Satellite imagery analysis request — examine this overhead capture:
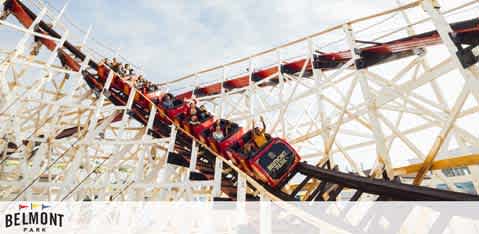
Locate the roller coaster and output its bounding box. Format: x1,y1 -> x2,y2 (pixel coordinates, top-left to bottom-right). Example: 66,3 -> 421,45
1,0 -> 479,208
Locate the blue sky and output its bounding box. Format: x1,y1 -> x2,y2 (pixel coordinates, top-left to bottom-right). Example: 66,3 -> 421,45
47,0 -> 398,83
3,0 -> 478,170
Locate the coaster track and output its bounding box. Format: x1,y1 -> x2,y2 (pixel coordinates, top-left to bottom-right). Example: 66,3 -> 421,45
1,0 -> 479,202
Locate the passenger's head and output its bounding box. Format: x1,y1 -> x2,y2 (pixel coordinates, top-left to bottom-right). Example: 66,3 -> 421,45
215,125 -> 221,132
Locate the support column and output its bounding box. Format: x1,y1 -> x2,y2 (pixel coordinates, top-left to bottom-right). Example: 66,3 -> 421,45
158,126 -> 177,201
134,106 -> 158,200
413,0 -> 478,185
237,174 -> 246,202
260,194 -> 272,234
343,24 -> 393,178
212,158 -> 223,198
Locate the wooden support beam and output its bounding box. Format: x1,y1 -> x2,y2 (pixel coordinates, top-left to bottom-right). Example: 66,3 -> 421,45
394,154 -> 479,176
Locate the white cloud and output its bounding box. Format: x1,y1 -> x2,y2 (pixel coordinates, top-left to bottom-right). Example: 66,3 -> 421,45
69,0 -> 393,83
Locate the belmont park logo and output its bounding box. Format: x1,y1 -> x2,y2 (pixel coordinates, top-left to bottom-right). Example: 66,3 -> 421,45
4,203 -> 64,233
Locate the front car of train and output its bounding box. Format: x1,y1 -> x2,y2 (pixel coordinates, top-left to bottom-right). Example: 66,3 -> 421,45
249,138 -> 300,187
226,130 -> 301,188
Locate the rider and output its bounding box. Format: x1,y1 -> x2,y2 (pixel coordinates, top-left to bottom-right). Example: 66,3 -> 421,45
212,123 -> 225,141
162,94 -> 174,109
252,116 -> 267,148
224,121 -> 234,137
147,80 -> 158,93
198,105 -> 209,121
135,78 -> 144,90
189,114 -> 200,125
243,141 -> 256,156
189,102 -> 200,124
120,64 -> 128,76
111,58 -> 121,73
124,64 -> 136,77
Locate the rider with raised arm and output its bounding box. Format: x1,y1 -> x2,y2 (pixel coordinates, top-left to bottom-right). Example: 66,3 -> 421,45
252,116 -> 267,148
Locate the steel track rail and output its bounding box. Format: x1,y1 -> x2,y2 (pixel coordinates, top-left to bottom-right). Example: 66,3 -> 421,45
296,162 -> 479,201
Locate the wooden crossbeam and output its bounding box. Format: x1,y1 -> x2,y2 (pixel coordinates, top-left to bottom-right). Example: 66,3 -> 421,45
394,154 -> 479,176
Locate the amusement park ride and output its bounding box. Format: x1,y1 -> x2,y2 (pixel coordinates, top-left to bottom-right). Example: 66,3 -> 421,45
1,0 -> 479,207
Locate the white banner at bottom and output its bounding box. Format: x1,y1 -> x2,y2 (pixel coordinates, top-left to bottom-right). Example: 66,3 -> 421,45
0,202 -> 478,234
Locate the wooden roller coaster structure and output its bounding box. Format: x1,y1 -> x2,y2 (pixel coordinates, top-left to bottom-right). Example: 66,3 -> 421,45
1,0 -> 479,207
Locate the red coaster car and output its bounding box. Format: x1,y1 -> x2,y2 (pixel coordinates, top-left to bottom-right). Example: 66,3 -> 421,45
148,93 -> 188,125
226,131 -> 300,188
182,106 -> 216,139
226,130 -> 270,176
201,119 -> 243,158
251,138 -> 300,187
95,68 -> 152,117
81,64 -> 130,106
145,89 -> 163,104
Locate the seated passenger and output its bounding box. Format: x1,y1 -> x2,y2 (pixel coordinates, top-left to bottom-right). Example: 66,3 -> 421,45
189,115 -> 201,125
111,58 -> 121,73
162,94 -> 174,109
189,104 -> 197,115
127,75 -> 138,87
119,64 -> 127,76
187,99 -> 197,115
189,105 -> 200,124
252,116 -> 268,148
135,79 -> 144,90
188,98 -> 197,112
147,81 -> 158,93
141,80 -> 151,93
243,141 -> 256,156
212,123 -> 225,141
124,64 -> 135,77
129,67 -> 136,77
224,121 -> 234,137
103,58 -> 111,67
198,105 -> 209,121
